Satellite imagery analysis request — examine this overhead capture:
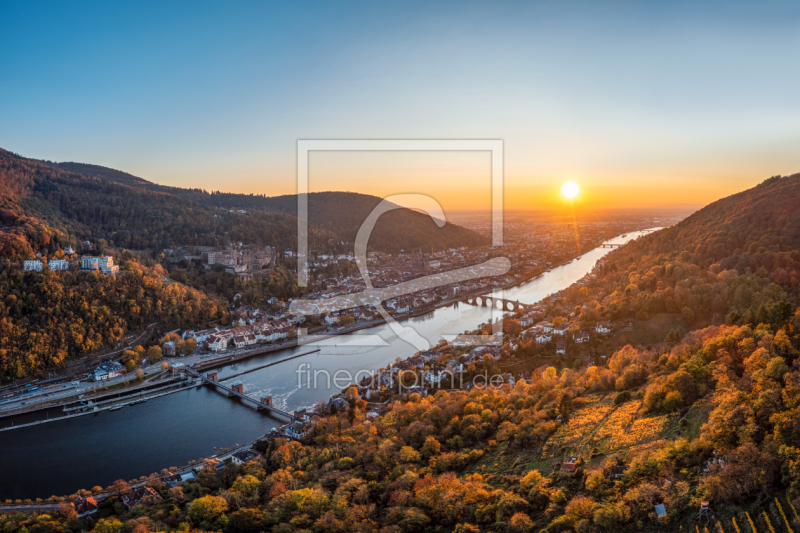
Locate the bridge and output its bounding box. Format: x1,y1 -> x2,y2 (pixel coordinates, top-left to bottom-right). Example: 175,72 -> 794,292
186,368 -> 295,422
461,296 -> 531,311
599,243 -> 623,248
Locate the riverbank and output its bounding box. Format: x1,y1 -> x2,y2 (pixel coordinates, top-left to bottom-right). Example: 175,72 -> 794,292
0,232 -> 623,420
0,229 -> 658,500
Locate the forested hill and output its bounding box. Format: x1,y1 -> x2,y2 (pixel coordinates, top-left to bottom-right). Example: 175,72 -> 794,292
52,159 -> 488,253
54,161 -> 156,188
575,173 -> 800,332
625,174 -> 800,266
0,149 -> 324,258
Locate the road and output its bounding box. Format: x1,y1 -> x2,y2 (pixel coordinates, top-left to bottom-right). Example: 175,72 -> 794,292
0,338 -> 302,416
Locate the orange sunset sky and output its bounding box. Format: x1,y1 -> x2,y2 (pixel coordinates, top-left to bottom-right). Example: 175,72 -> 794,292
3,3 -> 799,213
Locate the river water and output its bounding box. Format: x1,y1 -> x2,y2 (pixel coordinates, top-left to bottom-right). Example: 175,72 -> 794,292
0,230 -> 654,499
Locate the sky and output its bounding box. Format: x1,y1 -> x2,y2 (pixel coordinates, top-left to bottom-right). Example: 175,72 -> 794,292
2,1 -> 800,213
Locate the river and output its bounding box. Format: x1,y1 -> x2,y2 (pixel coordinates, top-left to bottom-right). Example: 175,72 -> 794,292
0,229 -> 654,499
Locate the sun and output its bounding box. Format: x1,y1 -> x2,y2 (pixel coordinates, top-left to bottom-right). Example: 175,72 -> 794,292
561,181 -> 579,199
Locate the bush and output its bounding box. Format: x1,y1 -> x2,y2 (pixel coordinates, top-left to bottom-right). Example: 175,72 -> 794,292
337,457 -> 355,469
614,391 -> 632,405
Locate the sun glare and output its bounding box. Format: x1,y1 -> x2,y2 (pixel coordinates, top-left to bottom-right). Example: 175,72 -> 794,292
561,181 -> 579,199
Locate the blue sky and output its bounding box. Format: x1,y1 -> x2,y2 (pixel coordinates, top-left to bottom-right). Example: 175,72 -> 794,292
2,1 -> 800,209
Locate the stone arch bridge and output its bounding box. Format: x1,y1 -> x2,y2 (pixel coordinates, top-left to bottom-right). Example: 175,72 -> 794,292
461,295 -> 531,311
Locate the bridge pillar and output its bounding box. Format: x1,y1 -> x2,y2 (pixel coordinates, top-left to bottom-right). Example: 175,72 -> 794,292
207,371 -> 219,382
260,396 -> 273,408
230,381 -> 244,396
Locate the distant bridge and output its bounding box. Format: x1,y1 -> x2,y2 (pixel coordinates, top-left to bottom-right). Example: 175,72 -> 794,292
187,368 -> 295,422
599,243 -> 623,248
461,296 -> 531,311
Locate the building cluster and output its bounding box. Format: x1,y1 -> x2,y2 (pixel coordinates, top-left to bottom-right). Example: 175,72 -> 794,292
201,246 -> 276,274
22,254 -> 119,276
185,317 -> 296,352
295,215 -> 683,327
81,255 -> 119,275
23,258 -> 69,272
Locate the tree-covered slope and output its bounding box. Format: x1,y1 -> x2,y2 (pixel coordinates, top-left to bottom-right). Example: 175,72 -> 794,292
1,149 -> 329,256
51,159 -> 488,253
576,174 -> 800,330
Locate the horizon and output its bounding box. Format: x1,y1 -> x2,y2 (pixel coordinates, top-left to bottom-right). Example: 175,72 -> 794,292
3,1 -> 800,211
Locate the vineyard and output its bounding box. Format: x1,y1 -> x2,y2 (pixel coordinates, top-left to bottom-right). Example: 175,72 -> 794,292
540,394 -> 676,462
708,497 -> 800,533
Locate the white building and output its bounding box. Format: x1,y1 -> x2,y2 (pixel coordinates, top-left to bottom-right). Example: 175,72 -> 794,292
48,259 -> 70,271
206,336 -> 224,351
452,334 -> 478,347
556,340 -> 567,355
24,260 -> 43,272
552,325 -> 569,336
573,331 -> 590,343
230,449 -> 262,465
595,321 -> 612,334
81,256 -> 119,275
92,361 -> 125,381
518,316 -> 535,328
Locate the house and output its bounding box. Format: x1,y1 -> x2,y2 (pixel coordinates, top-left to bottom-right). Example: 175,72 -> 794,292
555,340 -> 566,355
561,461 -> 578,473
595,321 -> 612,334
535,334 -> 551,344
92,361 -> 125,381
231,448 -> 262,465
163,471 -> 197,488
162,341 -> 176,356
573,331 -> 590,343
498,373 -> 515,387
518,316 -> 535,328
324,313 -> 340,325
608,465 -> 629,479
328,397 -> 349,411
206,335 -> 229,352
81,256 -> 119,275
452,334 -> 477,347
73,496 -> 98,518
552,325 -> 569,336
23,260 -> 43,272
534,321 -> 554,333
185,328 -> 218,343
284,420 -> 311,439
121,486 -> 162,509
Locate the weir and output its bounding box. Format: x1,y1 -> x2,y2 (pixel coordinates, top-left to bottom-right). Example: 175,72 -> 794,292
186,368 -> 295,422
